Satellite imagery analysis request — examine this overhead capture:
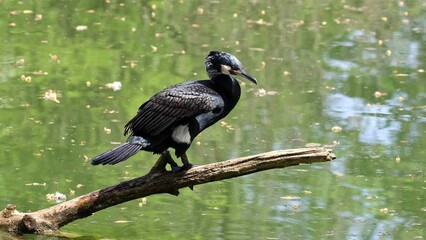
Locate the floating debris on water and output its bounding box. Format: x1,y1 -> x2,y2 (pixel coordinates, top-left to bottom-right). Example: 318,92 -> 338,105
105,81 -> 122,91
395,156 -> 401,163
76,25 -> 88,31
305,143 -> 322,148
331,126 -> 342,133
374,91 -> 387,98
251,88 -> 278,97
20,74 -> 31,82
43,89 -> 61,103
280,196 -> 301,200
138,197 -> 147,207
104,127 -> 112,134
26,182 -> 46,186
115,220 -> 132,224
46,192 -> 67,203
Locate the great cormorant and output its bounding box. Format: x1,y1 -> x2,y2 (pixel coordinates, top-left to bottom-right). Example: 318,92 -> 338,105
91,51 -> 257,171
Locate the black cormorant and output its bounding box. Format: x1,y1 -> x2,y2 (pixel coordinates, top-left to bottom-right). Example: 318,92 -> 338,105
91,51 -> 257,171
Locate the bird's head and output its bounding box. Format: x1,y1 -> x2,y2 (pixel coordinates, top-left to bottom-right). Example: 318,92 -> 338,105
205,51 -> 257,84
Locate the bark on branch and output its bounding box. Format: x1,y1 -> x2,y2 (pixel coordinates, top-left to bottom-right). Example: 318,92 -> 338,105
0,147 -> 335,236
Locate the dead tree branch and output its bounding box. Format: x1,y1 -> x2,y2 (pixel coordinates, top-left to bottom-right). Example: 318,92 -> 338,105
0,148 -> 335,235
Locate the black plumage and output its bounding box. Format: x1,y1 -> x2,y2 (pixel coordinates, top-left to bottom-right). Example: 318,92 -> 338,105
91,51 -> 257,171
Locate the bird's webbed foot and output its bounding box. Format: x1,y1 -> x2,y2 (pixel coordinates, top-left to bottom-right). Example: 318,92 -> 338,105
161,151 -> 181,172
180,153 -> 197,171
162,152 -> 196,172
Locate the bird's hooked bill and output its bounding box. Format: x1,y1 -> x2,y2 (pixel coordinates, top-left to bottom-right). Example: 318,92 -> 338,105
239,69 -> 257,85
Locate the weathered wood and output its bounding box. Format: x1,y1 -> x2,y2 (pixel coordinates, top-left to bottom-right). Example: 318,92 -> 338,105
0,147 -> 335,235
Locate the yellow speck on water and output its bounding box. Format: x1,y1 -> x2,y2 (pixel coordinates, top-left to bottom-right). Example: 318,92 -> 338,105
138,197 -> 147,207
21,75 -> 32,82
43,90 -> 61,103
16,58 -> 25,66
395,156 -> 401,163
280,196 -> 301,200
115,220 -> 132,224
305,143 -> 322,148
331,126 -> 342,133
385,50 -> 392,56
380,208 -> 389,214
50,54 -> 58,62
374,91 -> 387,98
46,193 -> 55,202
75,25 -> 88,31
35,14 -> 43,21
256,61 -> 266,71
26,182 -> 46,186
104,127 -> 112,134
129,62 -> 136,68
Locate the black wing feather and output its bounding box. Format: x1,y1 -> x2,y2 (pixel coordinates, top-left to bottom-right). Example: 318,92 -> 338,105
124,82 -> 224,136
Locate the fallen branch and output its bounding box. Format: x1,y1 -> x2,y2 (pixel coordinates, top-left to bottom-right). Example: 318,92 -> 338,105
0,147 -> 335,235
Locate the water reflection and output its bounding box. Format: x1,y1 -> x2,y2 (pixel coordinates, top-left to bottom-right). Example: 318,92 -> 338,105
325,93 -> 401,145
0,0 -> 425,239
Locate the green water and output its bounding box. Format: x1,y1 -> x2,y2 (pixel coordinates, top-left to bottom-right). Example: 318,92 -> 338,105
0,0 -> 425,239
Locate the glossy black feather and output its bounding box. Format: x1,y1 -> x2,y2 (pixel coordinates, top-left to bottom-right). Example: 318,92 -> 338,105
91,136 -> 149,165
124,81 -> 224,137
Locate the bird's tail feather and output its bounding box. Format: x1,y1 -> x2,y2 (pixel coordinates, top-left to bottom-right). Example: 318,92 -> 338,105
91,136 -> 149,165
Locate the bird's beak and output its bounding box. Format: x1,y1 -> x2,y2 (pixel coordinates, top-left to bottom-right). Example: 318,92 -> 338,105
238,69 -> 257,85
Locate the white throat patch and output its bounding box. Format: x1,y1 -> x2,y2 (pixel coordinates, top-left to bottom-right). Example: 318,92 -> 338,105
172,124 -> 191,144
220,64 -> 232,74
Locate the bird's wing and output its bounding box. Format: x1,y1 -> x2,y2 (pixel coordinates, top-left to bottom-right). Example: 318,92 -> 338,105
124,83 -> 224,136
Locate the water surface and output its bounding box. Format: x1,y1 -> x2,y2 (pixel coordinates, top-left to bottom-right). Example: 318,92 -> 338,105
0,0 -> 425,239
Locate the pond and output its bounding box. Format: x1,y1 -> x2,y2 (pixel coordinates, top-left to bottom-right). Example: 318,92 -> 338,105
0,0 -> 425,239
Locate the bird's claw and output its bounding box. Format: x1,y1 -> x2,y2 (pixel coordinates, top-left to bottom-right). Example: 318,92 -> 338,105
180,163 -> 194,171
170,164 -> 197,173
171,165 -> 182,173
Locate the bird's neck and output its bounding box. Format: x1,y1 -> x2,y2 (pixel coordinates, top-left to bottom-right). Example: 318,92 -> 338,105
211,74 -> 241,112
